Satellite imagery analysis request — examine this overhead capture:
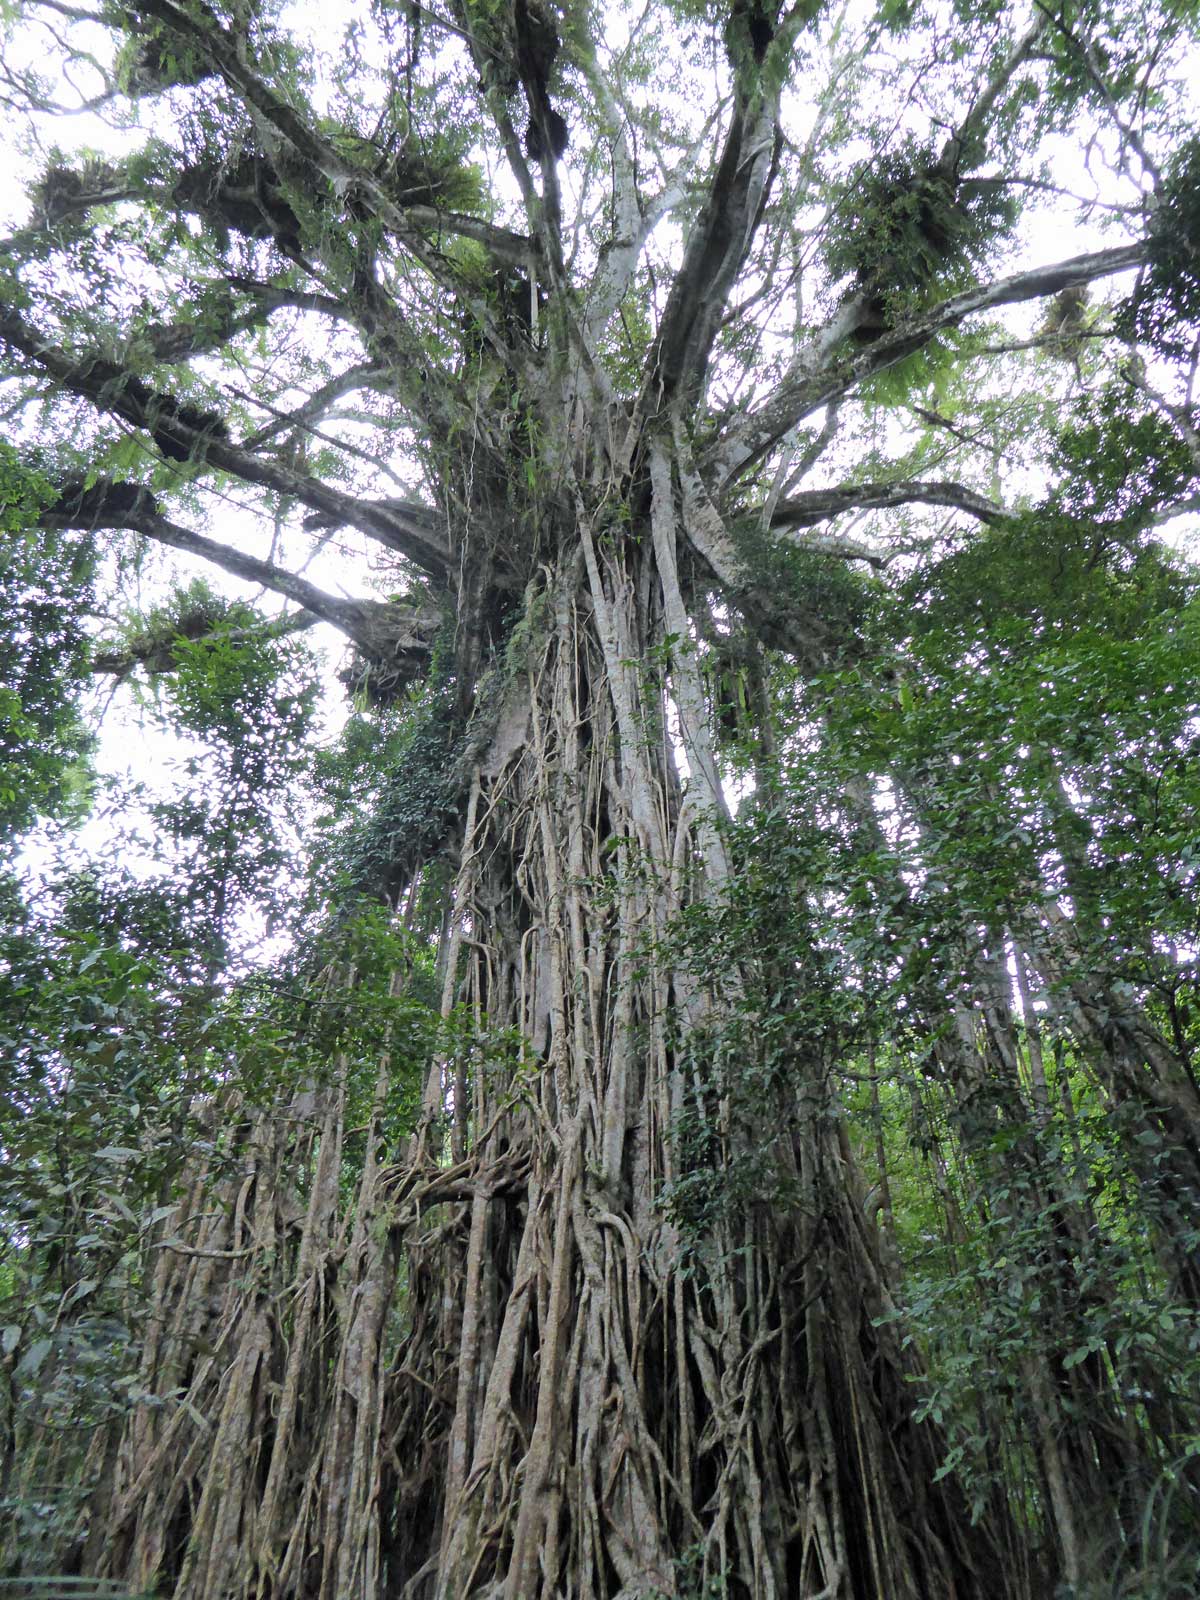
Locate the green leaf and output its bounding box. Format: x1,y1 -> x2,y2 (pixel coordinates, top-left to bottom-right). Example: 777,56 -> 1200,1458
17,1336 -> 52,1376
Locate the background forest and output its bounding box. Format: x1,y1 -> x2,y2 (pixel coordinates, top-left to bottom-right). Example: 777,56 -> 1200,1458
1,0 -> 1199,1596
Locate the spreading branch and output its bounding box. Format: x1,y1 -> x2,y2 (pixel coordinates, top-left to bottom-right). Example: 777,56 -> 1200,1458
0,301 -> 452,578
714,241 -> 1148,483
39,482 -> 442,676
769,479 -> 1006,529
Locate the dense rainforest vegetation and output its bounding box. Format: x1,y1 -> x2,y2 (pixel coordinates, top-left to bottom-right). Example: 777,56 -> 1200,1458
1,0 -> 1199,1593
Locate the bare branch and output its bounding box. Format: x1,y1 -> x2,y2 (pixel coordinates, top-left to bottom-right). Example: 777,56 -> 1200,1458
714,241 -> 1147,483
40,486 -> 443,676
0,300 -> 452,578
1034,2 -> 1163,189
939,17 -> 1048,175
769,479 -> 1005,530
237,363 -> 384,451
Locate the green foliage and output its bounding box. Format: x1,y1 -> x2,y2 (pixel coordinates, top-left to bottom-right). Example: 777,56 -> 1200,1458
1037,0 -> 1200,132
657,784 -> 862,1247
1122,135 -> 1200,356
0,864 -> 443,1570
310,681 -> 465,903
730,514 -> 881,656
327,126 -> 488,214
0,448 -> 96,844
826,538 -> 1200,1000
857,329 -> 964,406
0,864 -> 224,1556
1050,394 -> 1195,526
205,904 -> 444,1171
641,1538 -> 728,1599
115,20 -> 216,95
8,579 -> 324,981
657,498 -> 1200,1575
824,139 -> 1017,306
152,585 -> 316,741
902,518 -> 1194,648
891,1087 -> 1200,1578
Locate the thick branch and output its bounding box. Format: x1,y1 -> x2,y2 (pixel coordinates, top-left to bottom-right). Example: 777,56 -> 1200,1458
135,304 -> 272,365
769,479 -> 1005,530
775,532 -> 893,567
0,301 -> 452,578
576,36 -> 710,345
401,206 -> 533,266
940,18 -> 1048,176
714,241 -> 1147,483
91,611 -> 319,679
638,5 -> 830,415
673,419 -> 833,670
41,490 -> 442,693
643,99 -> 780,411
238,362 -> 385,450
128,0 -> 507,296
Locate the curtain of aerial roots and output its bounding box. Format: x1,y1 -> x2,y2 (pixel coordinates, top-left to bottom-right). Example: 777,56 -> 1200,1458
92,462 -> 1027,1600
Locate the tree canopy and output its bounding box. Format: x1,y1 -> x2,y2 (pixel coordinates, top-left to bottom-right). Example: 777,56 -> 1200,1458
1,0 -> 1200,1596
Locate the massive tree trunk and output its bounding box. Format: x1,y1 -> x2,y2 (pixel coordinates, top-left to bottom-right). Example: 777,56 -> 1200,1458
87,413 -> 1030,1598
